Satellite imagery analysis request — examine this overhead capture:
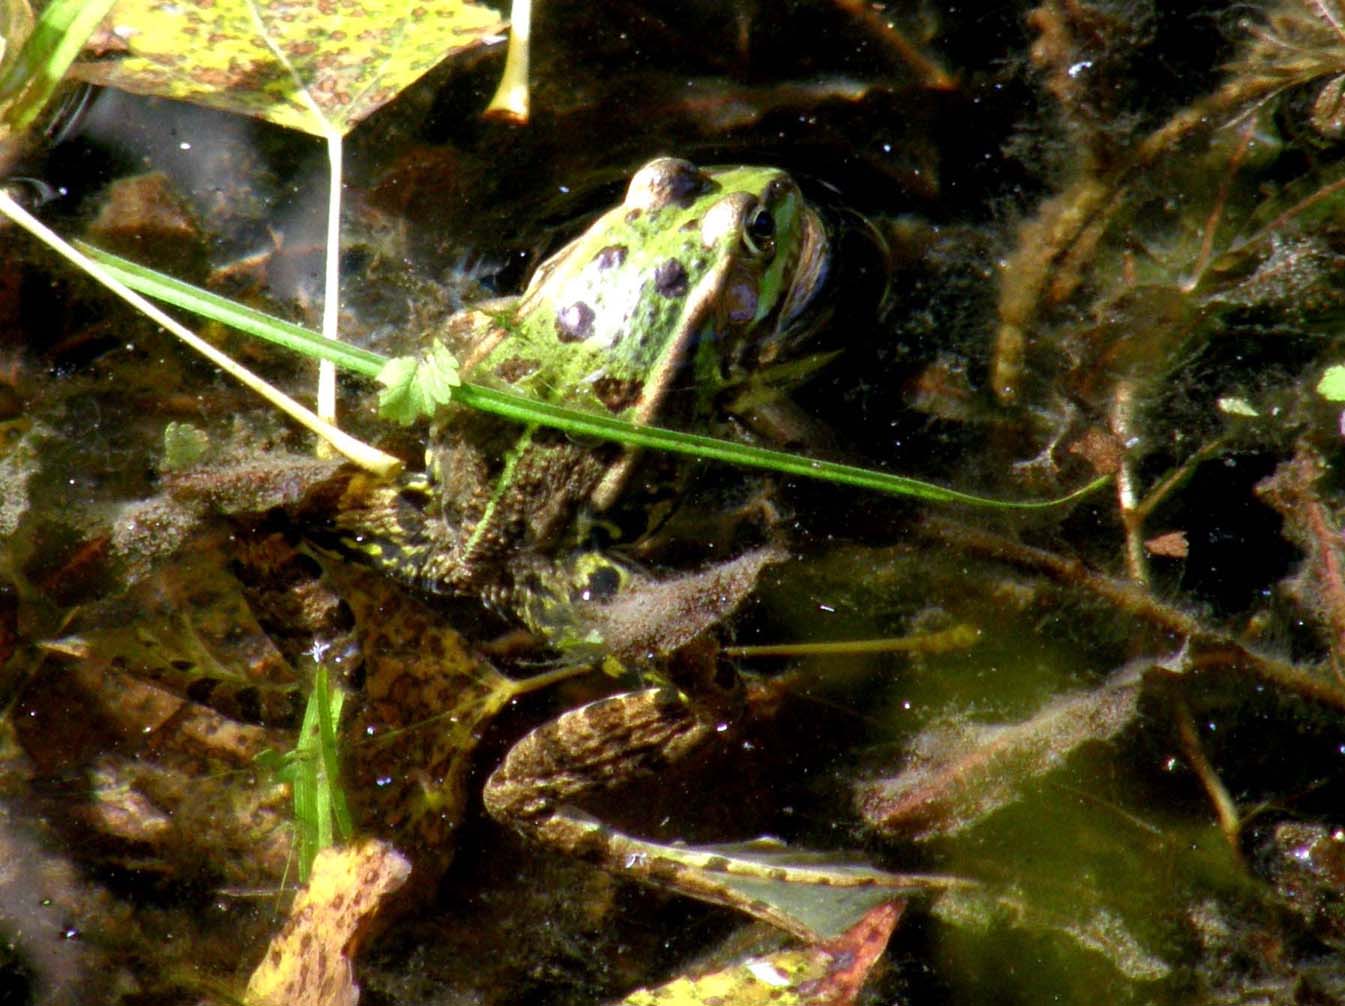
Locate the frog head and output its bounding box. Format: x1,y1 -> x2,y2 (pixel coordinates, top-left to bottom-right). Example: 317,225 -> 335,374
483,157 -> 830,428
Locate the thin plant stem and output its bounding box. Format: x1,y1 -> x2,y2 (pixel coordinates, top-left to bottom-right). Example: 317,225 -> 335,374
0,190 -> 401,477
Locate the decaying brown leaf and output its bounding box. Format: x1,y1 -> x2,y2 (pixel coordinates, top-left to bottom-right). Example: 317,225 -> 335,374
245,839 -> 410,1006
856,659 -> 1149,839
617,901 -> 902,1006
72,0 -> 505,136
85,172 -> 203,273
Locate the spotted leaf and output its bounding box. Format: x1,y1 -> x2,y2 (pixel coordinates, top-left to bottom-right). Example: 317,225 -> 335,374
71,0 -> 505,136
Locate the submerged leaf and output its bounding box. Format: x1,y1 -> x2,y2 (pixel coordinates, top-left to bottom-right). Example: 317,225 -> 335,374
32,555 -> 298,888
245,840 -> 411,1006
857,658 -> 1150,840
44,549 -> 304,724
617,902 -> 901,1006
328,562 -> 523,862
933,885 -> 1170,982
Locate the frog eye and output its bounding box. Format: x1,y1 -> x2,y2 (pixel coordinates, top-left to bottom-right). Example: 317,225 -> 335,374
743,207 -> 776,256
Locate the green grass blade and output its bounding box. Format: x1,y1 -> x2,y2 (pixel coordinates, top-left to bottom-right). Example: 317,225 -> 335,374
282,665 -> 351,881
455,383 -> 1112,509
313,666 -> 352,842
0,0 -> 115,132
73,242 -> 387,375
291,684 -> 322,881
75,243 -> 1110,511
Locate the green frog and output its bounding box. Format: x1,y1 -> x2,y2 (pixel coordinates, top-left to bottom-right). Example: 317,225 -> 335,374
319,156 -> 831,652
318,158 -> 918,938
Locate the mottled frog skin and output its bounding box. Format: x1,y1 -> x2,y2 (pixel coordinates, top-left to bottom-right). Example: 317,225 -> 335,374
324,157 -> 830,640
311,160 -> 882,939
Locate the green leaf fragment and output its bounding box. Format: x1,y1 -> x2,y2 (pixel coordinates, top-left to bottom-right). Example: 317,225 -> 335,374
1317,364 -> 1345,402
160,420 -> 209,470
0,0 -> 114,133
377,340 -> 460,425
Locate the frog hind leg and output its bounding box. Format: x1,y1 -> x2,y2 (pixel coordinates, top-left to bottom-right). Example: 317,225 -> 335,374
482,687 -> 714,829
482,688 -> 831,941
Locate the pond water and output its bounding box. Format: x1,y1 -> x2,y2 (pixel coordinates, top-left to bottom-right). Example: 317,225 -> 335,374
4,2 -> 1345,1004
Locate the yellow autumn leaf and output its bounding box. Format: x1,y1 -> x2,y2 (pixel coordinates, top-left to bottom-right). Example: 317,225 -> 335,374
71,0 -> 506,136
245,840 -> 411,1006
617,902 -> 902,1006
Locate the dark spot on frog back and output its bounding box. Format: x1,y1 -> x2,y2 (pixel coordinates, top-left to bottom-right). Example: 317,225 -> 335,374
495,356 -> 541,383
556,301 -> 595,342
592,375 -> 642,413
663,162 -> 708,204
592,244 -> 627,270
653,259 -> 688,298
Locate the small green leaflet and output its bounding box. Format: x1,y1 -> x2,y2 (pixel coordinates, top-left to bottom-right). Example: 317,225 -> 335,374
377,340 -> 461,425
160,420 -> 209,470
1317,364 -> 1345,402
